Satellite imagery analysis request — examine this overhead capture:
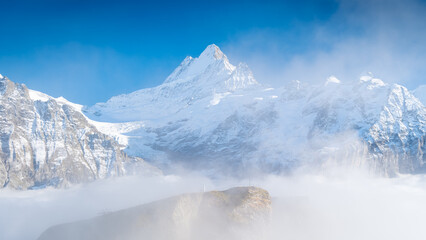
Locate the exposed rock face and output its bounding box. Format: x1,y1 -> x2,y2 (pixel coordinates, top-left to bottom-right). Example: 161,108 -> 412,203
0,76 -> 159,189
38,187 -> 271,240
305,77 -> 426,174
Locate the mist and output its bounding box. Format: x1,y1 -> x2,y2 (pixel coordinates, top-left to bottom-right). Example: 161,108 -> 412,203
264,172 -> 426,240
0,175 -> 216,240
1,0 -> 425,239
224,0 -> 426,90
2,167 -> 426,240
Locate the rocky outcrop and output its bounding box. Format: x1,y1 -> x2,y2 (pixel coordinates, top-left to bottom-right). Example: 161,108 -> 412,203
0,76 -> 159,190
38,187 -> 271,240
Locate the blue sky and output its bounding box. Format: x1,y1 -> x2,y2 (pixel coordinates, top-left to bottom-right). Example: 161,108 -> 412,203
1,0 -> 425,105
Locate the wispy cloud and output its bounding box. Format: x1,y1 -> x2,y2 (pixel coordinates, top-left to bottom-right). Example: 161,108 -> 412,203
223,0 -> 426,89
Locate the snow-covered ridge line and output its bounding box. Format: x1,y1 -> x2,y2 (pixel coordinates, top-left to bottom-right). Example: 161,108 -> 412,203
27,89 -> 136,146
0,76 -> 160,189
83,44 -> 260,122
1,44 -> 425,180
81,44 -> 425,177
28,89 -> 84,111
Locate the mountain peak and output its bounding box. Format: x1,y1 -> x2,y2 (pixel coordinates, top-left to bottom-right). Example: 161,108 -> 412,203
199,44 -> 226,60
0,74 -> 4,79
163,44 -> 235,84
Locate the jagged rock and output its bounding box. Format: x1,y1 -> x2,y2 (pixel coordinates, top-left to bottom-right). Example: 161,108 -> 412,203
0,76 -> 160,190
38,186 -> 271,240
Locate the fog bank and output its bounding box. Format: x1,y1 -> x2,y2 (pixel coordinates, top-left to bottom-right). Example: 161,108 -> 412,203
2,170 -> 426,239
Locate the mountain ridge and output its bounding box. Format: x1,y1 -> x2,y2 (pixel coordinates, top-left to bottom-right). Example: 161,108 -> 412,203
0,44 -> 425,188
83,45 -> 425,177
0,76 -> 160,189
83,44 -> 259,122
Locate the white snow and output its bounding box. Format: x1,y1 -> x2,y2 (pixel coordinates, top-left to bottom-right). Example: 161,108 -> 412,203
28,90 -> 84,111
28,89 -> 51,102
84,44 -> 260,123
78,46 -> 425,175
325,75 -> 341,85
359,75 -> 386,89
55,96 -> 84,111
27,90 -> 130,144
19,44 -> 419,176
210,92 -> 231,106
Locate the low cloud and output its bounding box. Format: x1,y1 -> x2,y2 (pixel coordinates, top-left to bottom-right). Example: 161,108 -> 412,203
2,168 -> 426,240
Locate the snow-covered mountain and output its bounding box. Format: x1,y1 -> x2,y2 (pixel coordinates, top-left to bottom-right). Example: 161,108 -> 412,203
0,44 -> 423,188
86,44 -> 259,122
84,45 -> 426,177
0,75 -> 159,189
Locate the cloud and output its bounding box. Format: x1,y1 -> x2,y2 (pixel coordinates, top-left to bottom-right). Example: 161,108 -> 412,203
223,0 -> 426,89
0,175 -> 218,240
2,169 -> 426,240
263,172 -> 426,240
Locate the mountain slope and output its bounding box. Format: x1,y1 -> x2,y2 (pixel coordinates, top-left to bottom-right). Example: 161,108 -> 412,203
84,45 -> 425,177
0,75 -> 159,189
85,44 -> 259,122
299,76 -> 425,174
